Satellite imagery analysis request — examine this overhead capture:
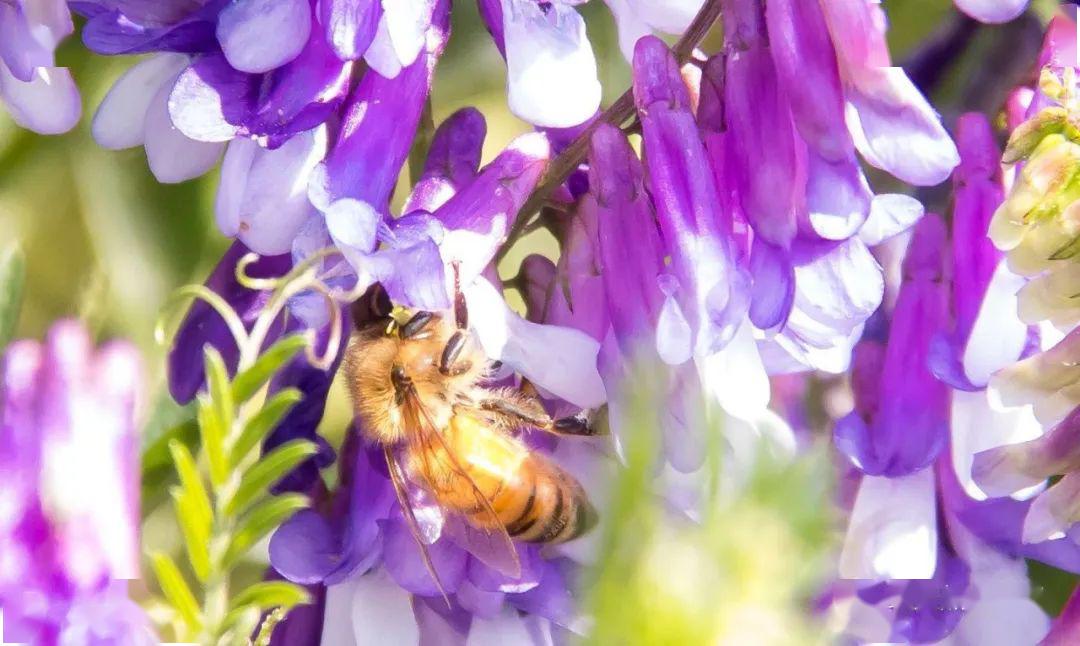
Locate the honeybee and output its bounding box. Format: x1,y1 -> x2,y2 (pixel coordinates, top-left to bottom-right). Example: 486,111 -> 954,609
344,282 -> 597,592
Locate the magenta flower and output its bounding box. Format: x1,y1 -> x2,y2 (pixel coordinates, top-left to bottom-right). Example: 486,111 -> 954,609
0,321 -> 153,644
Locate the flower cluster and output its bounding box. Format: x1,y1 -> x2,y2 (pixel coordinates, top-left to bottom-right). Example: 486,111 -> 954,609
6,0 -> 1080,644
969,11 -> 1080,570
0,321 -> 153,644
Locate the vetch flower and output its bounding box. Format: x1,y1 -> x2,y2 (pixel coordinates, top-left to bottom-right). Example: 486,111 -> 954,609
476,0 -> 601,128
930,113 -> 1028,394
698,0 -> 935,375
953,0 -> 1029,24
0,0 -> 81,134
835,214 -> 950,478
632,36 -> 750,363
0,321 -> 154,644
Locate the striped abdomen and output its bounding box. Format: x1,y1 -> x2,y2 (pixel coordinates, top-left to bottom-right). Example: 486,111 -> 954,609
410,413 -> 595,544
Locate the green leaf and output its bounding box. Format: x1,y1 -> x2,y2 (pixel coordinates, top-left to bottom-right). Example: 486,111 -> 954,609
0,242 -> 25,350
224,493 -> 309,567
219,606 -> 263,644
168,439 -> 213,534
171,487 -> 211,581
230,581 -> 312,613
232,335 -> 308,403
143,419 -> 198,476
149,552 -> 202,632
142,419 -> 199,514
224,440 -> 318,517
201,347 -> 233,488
230,388 -> 303,470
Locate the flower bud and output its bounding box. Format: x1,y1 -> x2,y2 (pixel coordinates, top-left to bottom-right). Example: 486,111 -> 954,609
1002,106 -> 1069,164
990,134 -> 1080,252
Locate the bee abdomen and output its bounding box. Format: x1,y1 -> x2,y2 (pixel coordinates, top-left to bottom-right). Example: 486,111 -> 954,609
495,461 -> 595,545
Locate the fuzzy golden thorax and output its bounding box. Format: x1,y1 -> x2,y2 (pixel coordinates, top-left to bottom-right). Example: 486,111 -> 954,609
344,312 -> 488,445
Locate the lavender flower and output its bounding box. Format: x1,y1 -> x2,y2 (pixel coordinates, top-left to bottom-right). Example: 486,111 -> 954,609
832,215 -> 1052,642
0,0 -> 80,134
834,108 -> 1080,645
0,321 -> 153,644
271,432 -> 606,644
954,0 -> 1029,24
703,0 -> 948,375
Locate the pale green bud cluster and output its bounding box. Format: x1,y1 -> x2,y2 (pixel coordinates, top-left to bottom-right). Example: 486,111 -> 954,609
992,68 -> 1080,327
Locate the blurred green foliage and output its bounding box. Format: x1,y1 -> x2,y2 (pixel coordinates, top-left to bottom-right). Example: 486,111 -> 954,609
585,361 -> 834,645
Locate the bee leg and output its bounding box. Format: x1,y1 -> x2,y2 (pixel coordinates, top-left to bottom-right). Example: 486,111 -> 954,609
480,394 -> 601,437
439,330 -> 473,376
517,379 -> 600,436
478,395 -> 551,429
551,411 -> 599,436
400,310 -> 435,339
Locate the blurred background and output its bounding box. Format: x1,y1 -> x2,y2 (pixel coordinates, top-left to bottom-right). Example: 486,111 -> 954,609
1,0 -> 1074,626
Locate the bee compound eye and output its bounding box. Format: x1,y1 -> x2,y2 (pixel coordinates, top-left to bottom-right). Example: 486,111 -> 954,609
370,283 -> 393,317
351,283 -> 393,329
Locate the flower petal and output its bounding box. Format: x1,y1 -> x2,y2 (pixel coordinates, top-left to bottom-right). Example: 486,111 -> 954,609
168,54 -> 255,143
216,126 -> 326,254
383,514 -> 467,596
320,0 -> 382,61
857,193 -> 924,247
804,153 -> 871,241
954,0 -> 1028,24
217,0 -> 311,73
695,319 -> 770,420
503,0 -> 601,127
1022,474 -> 1080,544
845,67 -> 960,186
465,276 -> 606,408
951,389 -> 1044,501
145,73 -> 224,183
270,510 -> 341,584
0,64 -> 80,135
92,53 -> 188,150
839,468 -> 938,580
962,260 -> 1028,386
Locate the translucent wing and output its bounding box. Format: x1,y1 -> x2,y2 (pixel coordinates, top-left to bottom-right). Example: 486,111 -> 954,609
399,388 -> 523,579
383,445 -> 451,604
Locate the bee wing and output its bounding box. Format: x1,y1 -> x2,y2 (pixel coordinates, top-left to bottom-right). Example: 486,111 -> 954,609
400,389 -> 523,580
383,445 -> 452,605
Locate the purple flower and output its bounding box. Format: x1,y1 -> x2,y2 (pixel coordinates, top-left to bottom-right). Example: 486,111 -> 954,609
954,0 -> 1029,24
82,0 -> 446,262
270,431 -> 605,644
687,0 -> 937,376
818,0 -> 960,187
0,0 -> 80,134
632,36 -> 749,362
477,0 -> 601,128
835,215 -> 950,477
0,321 -> 154,644
929,114 -> 1027,393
